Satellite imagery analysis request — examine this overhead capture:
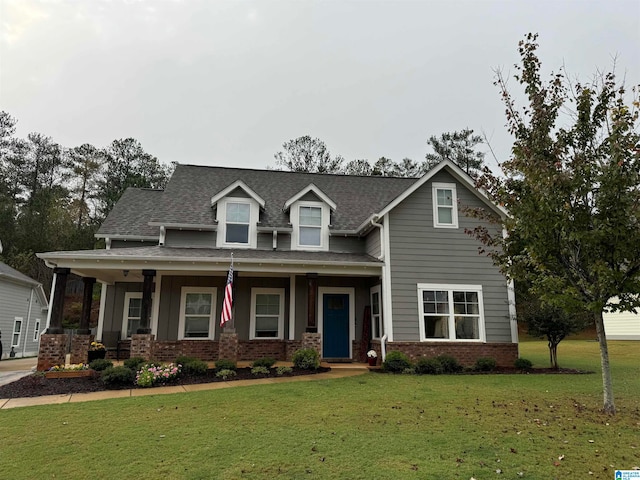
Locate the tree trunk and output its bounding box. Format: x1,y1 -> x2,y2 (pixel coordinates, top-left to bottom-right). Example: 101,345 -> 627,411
594,310 -> 615,415
549,342 -> 558,369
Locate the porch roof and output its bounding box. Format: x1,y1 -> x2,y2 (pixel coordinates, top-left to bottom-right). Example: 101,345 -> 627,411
37,246 -> 383,283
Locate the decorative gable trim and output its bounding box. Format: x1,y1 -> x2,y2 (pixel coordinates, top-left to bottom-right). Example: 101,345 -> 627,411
374,159 -> 507,223
210,180 -> 266,208
283,184 -> 337,211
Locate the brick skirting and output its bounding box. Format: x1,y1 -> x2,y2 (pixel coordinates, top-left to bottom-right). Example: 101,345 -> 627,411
37,334 -> 68,371
376,341 -> 519,367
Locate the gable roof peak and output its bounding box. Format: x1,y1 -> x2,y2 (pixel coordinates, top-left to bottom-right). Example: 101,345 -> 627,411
210,179 -> 266,208
283,183 -> 337,211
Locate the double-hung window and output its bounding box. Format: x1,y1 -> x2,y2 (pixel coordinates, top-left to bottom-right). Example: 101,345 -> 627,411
225,202 -> 251,244
299,206 -> 322,247
250,288 -> 284,339
123,292 -> 143,339
432,183 -> 458,228
370,285 -> 383,339
12,318 -> 22,347
417,284 -> 484,341
178,287 -> 217,339
33,320 -> 40,341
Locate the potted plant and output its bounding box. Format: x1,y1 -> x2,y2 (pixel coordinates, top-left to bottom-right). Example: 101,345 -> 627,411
366,350 -> 378,366
88,341 -> 107,362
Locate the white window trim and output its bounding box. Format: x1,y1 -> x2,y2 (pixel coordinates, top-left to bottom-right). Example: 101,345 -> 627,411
249,288 -> 285,340
122,292 -> 143,339
318,287 -> 355,358
33,319 -> 40,341
290,201 -> 330,251
432,182 -> 459,228
216,196 -> 259,249
370,285 -> 382,340
12,318 -> 23,347
416,283 -> 486,342
178,287 -> 217,340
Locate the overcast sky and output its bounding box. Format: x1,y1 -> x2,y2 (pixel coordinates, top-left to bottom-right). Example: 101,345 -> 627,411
1,0 -> 638,171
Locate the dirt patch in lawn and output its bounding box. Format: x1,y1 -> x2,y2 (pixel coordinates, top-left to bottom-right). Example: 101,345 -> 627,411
0,367 -> 331,399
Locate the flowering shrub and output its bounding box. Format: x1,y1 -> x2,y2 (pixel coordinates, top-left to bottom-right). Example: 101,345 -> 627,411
89,341 -> 106,351
135,363 -> 181,388
49,363 -> 88,371
367,350 -> 377,358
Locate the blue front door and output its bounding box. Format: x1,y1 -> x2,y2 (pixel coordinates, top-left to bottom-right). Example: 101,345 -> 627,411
323,293 -> 350,358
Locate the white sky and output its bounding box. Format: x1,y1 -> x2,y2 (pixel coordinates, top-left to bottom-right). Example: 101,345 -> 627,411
1,0 -> 638,171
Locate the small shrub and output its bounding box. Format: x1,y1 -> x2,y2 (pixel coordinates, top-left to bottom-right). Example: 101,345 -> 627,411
276,366 -> 293,376
175,355 -> 198,365
252,357 -> 276,368
515,358 -> 533,370
215,359 -> 237,372
475,357 -> 497,372
292,348 -> 320,370
216,369 -> 236,380
124,356 -> 146,371
101,366 -> 135,387
415,357 -> 444,375
435,355 -> 463,373
179,358 -> 208,376
403,367 -> 416,375
251,366 -> 270,376
382,351 -> 412,373
88,358 -> 113,372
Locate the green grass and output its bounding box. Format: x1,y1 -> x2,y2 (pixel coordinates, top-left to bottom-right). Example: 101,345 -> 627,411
1,340 -> 639,479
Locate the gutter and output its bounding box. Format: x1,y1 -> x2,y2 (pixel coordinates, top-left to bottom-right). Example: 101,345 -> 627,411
381,334 -> 388,362
369,215 -> 384,261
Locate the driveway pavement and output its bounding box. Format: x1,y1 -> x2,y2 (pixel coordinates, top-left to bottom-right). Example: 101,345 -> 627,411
0,357 -> 37,387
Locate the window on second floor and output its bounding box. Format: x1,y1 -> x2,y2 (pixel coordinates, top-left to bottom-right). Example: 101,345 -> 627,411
291,201 -> 330,251
432,183 -> 458,228
225,202 -> 251,244
215,197 -> 259,248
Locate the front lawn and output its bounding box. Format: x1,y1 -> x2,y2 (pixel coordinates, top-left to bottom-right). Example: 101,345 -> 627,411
1,340 -> 638,479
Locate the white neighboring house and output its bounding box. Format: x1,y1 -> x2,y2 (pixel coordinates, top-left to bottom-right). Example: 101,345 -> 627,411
0,261 -> 49,358
603,297 -> 640,340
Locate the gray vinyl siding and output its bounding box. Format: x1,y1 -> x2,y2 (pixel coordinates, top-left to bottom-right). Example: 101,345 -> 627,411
0,280 -> 43,358
164,229 -> 216,248
101,282 -> 144,338
257,232 -> 274,250
365,229 -> 381,258
329,235 -> 366,254
388,170 -> 512,343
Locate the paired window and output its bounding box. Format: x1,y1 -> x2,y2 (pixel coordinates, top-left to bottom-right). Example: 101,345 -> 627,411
417,284 -> 484,341
178,287 -> 217,340
370,285 -> 383,339
432,183 -> 458,228
12,318 -> 22,347
250,288 -> 284,339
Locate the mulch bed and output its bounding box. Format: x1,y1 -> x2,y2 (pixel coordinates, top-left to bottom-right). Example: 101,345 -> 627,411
0,367 -> 330,399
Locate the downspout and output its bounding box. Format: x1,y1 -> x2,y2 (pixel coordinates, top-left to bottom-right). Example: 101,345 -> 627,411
22,289 -> 34,357
380,334 -> 388,362
371,215 -> 389,361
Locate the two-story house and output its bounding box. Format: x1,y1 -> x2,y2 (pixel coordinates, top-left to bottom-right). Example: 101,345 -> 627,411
36,159 -> 518,370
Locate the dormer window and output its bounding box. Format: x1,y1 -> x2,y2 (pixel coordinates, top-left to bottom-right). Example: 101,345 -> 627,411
225,202 -> 251,244
211,180 -> 265,249
284,183 -> 336,252
299,205 -> 322,247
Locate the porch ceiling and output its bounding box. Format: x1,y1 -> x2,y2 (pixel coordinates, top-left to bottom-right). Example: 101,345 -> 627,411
37,246 -> 383,283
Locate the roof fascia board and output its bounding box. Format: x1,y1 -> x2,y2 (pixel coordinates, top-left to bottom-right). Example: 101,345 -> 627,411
0,272 -> 40,288
210,180 -> 266,208
95,234 -> 159,241
148,223 -> 217,230
375,159 -> 507,220
283,183 -> 337,211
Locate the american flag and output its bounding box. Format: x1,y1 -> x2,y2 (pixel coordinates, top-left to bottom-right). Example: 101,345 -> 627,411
220,257 -> 234,327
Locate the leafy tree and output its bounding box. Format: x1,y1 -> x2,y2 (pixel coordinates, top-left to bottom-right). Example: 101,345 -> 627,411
342,159 -> 373,176
520,300 -> 589,369
425,129 -> 486,178
274,135 -> 343,173
468,34 -> 640,414
97,138 -> 172,218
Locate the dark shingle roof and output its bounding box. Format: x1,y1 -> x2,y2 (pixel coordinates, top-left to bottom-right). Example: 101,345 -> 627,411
97,188 -> 164,237
40,246 -> 382,265
0,261 -> 40,286
150,165 -> 416,230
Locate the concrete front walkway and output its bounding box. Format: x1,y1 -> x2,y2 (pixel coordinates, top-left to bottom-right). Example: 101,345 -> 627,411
0,363 -> 369,410
0,357 -> 37,387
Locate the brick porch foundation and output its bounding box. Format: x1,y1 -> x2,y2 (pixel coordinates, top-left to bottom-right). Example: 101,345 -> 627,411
37,334 -> 67,371
375,341 -> 519,367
